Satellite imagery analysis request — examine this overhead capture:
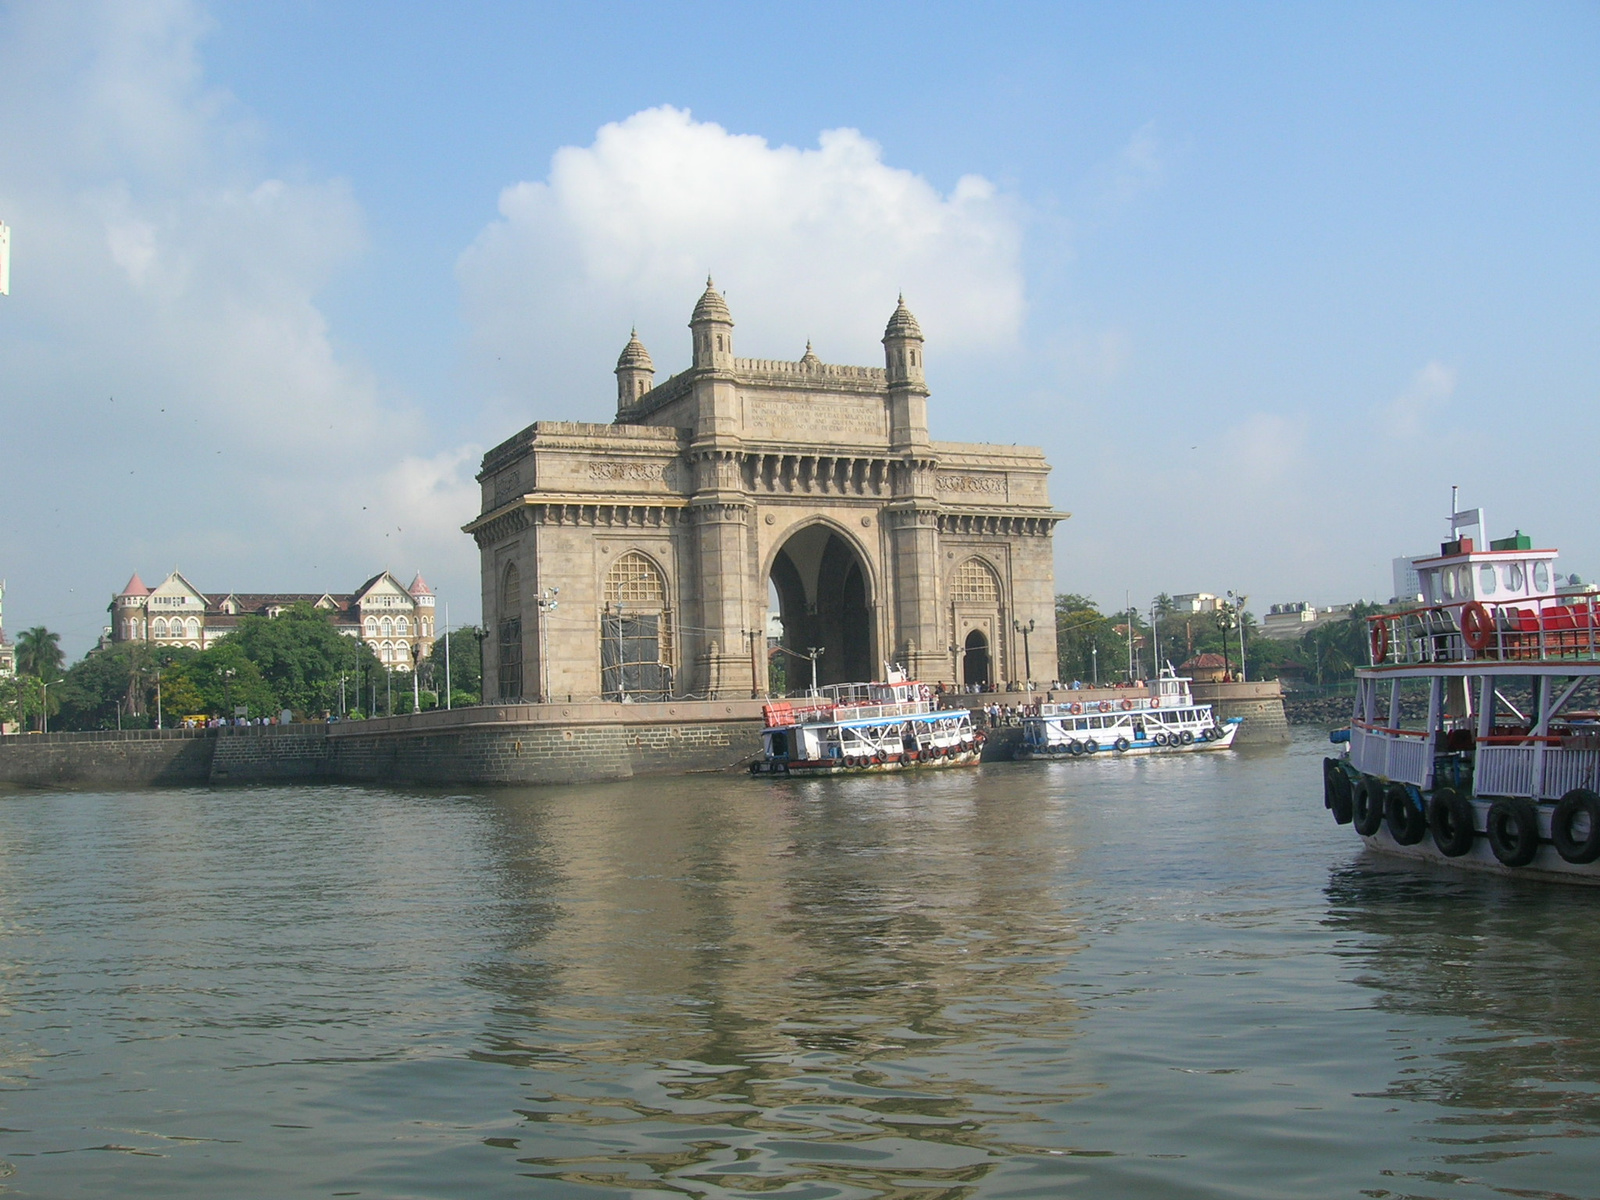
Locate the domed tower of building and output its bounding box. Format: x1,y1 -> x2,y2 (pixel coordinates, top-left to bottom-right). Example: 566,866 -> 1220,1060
689,277 -> 734,371
883,294 -> 929,449
614,329 -> 655,416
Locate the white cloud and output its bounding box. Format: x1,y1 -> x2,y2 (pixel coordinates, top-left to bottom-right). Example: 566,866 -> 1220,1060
1380,360 -> 1457,441
457,106 -> 1025,420
0,0 -> 479,651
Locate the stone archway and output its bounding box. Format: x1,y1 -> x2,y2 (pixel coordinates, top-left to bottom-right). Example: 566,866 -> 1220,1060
769,525 -> 873,690
963,629 -> 991,689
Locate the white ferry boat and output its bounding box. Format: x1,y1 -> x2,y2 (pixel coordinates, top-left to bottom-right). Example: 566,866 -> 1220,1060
750,672 -> 983,777
1017,668 -> 1241,759
1325,507 -> 1600,883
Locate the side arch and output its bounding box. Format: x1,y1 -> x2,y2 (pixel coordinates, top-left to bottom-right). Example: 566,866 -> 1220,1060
600,549 -> 674,699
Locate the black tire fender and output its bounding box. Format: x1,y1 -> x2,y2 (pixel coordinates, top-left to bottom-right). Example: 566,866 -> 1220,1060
1325,760 -> 1354,825
1486,798 -> 1541,867
1551,788 -> 1600,864
1428,787 -> 1476,857
1179,730 -> 1195,746
1114,737 -> 1131,752
1352,774 -> 1385,836
1385,782 -> 1428,845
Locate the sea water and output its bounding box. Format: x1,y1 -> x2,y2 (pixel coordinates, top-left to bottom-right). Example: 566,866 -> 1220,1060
0,728 -> 1596,1198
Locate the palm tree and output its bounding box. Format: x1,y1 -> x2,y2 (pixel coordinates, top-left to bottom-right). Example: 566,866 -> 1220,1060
15,626 -> 63,680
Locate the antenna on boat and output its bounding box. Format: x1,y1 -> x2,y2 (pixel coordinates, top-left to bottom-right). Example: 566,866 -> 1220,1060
1450,485 -> 1458,539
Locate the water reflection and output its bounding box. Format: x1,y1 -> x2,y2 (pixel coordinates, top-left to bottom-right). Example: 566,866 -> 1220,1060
1324,860 -> 1600,1198
467,768 -> 1088,1197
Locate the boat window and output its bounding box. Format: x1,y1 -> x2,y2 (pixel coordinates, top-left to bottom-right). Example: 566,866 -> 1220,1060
1533,561 -> 1550,592
1504,562 -> 1524,591
1479,564 -> 1497,595
1443,568 -> 1457,600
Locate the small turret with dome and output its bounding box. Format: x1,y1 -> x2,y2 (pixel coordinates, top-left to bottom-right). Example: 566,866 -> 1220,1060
689,276 -> 734,370
882,294 -> 925,388
614,328 -> 655,413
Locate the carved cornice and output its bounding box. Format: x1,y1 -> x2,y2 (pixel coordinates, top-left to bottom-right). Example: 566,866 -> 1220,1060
465,496 -> 690,547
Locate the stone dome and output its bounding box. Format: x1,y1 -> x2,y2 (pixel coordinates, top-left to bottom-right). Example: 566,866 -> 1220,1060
690,277 -> 733,325
615,329 -> 653,371
883,294 -> 923,341
798,340 -> 822,370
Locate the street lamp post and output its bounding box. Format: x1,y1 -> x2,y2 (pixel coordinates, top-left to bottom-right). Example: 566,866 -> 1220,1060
1013,618 -> 1035,687
411,644 -> 421,713
537,587 -> 559,702
41,678 -> 63,734
806,646 -> 824,696
1091,641 -> 1099,686
1227,591 -> 1249,683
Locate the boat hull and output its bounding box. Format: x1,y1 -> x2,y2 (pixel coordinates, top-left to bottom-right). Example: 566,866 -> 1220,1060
1325,757 -> 1600,885
751,747 -> 982,777
1016,720 -> 1242,761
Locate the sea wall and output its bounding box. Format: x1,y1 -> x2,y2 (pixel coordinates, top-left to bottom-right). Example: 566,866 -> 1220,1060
0,701 -> 768,790
0,728 -> 217,788
1190,680 -> 1291,744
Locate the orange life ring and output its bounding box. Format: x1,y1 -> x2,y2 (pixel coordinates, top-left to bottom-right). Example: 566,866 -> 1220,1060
1370,620 -> 1390,663
1121,699 -> 1134,710
1151,697 -> 1161,708
1461,602 -> 1492,653
1098,700 -> 1113,713
1069,702 -> 1084,714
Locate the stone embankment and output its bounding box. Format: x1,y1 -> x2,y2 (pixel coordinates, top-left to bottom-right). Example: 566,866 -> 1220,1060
0,680 -> 1297,789
0,700 -> 766,790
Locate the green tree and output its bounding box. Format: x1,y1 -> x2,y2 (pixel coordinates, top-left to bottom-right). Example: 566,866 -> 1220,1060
439,626 -> 482,704
225,602 -> 381,717
164,640 -> 277,719
1055,594 -> 1138,685
15,626 -> 63,680
52,642 -> 193,730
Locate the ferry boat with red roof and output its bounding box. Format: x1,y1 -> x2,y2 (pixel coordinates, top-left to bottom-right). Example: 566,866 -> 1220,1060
750,669 -> 983,777
1324,504 -> 1600,882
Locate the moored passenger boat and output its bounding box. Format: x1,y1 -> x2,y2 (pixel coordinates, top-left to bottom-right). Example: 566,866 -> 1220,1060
1017,668 -> 1241,759
1324,509 -> 1600,883
751,674 -> 983,777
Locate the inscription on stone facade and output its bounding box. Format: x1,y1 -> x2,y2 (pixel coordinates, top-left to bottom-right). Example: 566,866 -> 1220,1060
494,470 -> 522,505
937,473 -> 1007,497
745,394 -> 885,443
588,460 -> 674,484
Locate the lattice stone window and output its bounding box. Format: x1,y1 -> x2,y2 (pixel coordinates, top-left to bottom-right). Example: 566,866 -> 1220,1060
602,551 -> 673,698
953,558 -> 1000,604
606,551 -> 667,607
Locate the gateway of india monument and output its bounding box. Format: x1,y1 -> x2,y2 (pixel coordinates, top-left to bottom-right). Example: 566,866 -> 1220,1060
467,280 -> 1065,701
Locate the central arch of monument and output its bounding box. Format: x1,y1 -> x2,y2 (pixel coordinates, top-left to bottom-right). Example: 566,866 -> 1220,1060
768,522 -> 874,689
467,282 -> 1065,700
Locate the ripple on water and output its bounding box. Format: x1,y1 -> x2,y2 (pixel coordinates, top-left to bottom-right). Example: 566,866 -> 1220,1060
0,735 -> 1598,1197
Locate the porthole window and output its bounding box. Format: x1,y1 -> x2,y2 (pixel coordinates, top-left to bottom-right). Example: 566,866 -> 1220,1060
1533,561 -> 1550,593
1443,569 -> 1458,600
1504,562 -> 1524,591
1479,564 -> 1497,595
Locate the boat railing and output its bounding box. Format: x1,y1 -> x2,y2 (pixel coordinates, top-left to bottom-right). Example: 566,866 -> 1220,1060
762,699 -> 933,726
1349,720 -> 1431,786
1366,596 -> 1600,667
1476,743 -> 1600,800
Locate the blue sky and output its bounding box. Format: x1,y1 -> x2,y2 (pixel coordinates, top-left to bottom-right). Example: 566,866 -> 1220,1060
1,1 -> 1597,654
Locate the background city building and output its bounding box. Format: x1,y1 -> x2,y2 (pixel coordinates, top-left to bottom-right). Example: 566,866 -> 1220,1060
111,570 -> 436,667
0,580 -> 13,680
